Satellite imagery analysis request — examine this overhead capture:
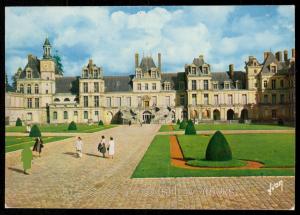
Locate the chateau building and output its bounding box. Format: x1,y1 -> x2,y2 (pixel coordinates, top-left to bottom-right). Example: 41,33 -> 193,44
5,38 -> 296,125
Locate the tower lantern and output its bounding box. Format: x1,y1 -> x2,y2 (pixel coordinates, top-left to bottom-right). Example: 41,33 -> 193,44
43,37 -> 52,59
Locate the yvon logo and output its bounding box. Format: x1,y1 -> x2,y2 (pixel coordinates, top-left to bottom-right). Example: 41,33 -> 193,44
267,180 -> 283,195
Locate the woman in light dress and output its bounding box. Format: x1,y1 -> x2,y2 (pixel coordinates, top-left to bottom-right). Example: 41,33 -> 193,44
75,136 -> 83,158
107,137 -> 115,159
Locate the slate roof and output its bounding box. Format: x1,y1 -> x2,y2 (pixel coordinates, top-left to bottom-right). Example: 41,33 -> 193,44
44,37 -> 51,46
104,75 -> 133,92
261,52 -> 289,74
139,57 -> 156,71
211,71 -> 246,89
19,55 -> 41,79
161,72 -> 185,90
55,76 -> 79,94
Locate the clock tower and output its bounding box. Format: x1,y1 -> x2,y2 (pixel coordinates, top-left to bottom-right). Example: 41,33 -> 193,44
40,37 -> 55,81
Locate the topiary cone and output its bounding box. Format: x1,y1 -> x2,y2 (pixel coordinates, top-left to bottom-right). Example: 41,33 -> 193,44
68,121 -> 77,130
176,119 -> 180,125
98,120 -> 104,126
16,118 -> 22,126
29,125 -> 41,137
185,120 -> 196,135
205,130 -> 232,161
179,120 -> 187,129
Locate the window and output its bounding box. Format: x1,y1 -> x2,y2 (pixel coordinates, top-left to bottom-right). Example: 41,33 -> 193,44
151,71 -> 156,78
280,94 -> 284,104
280,80 -> 284,88
272,94 -> 276,104
27,113 -> 32,121
204,80 -> 209,90
137,71 -> 141,79
27,84 -> 31,94
84,111 -> 88,119
64,98 -> 70,102
27,71 -> 32,79
255,83 -> 258,88
192,80 -> 196,90
46,90 -> 48,94
145,83 -> 148,90
54,98 -> 60,102
95,111 -> 99,116
242,94 -> 247,104
228,95 -> 233,105
180,95 -> 185,105
137,83 -> 141,91
106,97 -> 111,107
126,97 -> 131,107
264,95 -> 268,103
35,98 -> 39,108
264,80 -> 267,88
152,83 -> 156,90
94,82 -> 99,93
165,96 -> 171,106
271,66 -> 276,73
152,96 -> 157,106
213,84 -> 218,89
20,84 -> 24,93
27,98 -> 32,108
64,111 -> 68,119
94,96 -> 99,107
84,96 -> 88,107
165,83 -> 170,91
74,111 -> 78,116
254,69 -> 257,74
214,95 -> 219,105
138,96 -> 142,107
83,83 -> 88,93
272,110 -> 277,119
53,111 -> 57,120
204,94 -> 209,105
115,97 -> 121,107
202,66 -> 208,74
192,94 -> 197,105
192,67 -> 196,74
84,70 -> 88,78
94,71 -> 98,78
225,83 -> 230,89
236,82 -> 240,89
35,84 -> 39,94
271,80 -> 276,89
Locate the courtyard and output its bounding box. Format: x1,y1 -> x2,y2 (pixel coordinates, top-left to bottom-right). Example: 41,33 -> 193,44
5,123 -> 295,209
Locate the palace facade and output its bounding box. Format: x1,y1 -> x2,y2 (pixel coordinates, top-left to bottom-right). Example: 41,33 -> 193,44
5,38 -> 296,125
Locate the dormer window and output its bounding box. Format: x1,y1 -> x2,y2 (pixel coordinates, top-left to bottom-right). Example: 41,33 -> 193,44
202,66 -> 208,74
164,82 -> 171,91
192,67 -> 196,75
151,71 -> 156,78
84,70 -> 88,78
271,66 -> 276,73
137,71 -> 141,79
213,83 -> 218,90
94,70 -> 98,78
26,70 -> 32,79
225,83 -> 230,89
20,84 -> 24,93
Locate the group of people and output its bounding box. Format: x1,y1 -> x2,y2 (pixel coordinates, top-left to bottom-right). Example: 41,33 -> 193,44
74,135 -> 115,159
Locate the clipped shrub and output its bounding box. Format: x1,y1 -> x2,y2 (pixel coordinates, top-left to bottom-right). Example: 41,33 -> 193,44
16,118 -> 22,126
68,121 -> 77,130
29,125 -> 41,137
205,131 -> 232,161
176,119 -> 180,125
185,120 -> 196,135
179,120 -> 187,129
98,120 -> 104,126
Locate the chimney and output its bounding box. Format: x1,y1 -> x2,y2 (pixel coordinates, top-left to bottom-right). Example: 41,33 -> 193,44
275,51 -> 282,62
229,64 -> 234,79
264,52 -> 269,60
284,50 -> 288,61
292,48 -> 295,58
158,53 -> 161,71
135,53 -> 139,68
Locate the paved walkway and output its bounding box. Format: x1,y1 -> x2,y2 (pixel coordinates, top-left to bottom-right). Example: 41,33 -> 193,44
5,125 -> 295,209
159,129 -> 295,135
6,132 -> 90,137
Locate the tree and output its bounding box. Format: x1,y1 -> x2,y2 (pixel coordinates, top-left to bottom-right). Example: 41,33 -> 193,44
185,120 -> 196,135
29,125 -> 42,137
205,131 -> 232,161
176,119 -> 180,125
98,120 -> 104,126
179,120 -> 187,129
16,118 -> 22,126
53,50 -> 64,75
68,121 -> 77,130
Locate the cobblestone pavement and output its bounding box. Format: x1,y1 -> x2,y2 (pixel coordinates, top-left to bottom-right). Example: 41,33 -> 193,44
159,129 -> 295,135
6,132 -> 92,136
5,125 -> 295,209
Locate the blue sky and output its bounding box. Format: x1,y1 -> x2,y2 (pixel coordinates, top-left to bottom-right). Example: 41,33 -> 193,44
5,6 -> 295,84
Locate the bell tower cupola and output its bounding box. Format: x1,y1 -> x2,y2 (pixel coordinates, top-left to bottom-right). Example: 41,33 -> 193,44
43,37 -> 52,59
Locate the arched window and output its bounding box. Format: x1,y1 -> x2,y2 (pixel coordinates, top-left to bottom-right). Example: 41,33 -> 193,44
54,98 -> 60,102
64,98 -> 70,102
53,111 -> 58,120
35,84 -> 39,94
20,84 -> 24,93
64,111 -> 68,119
264,80 -> 268,88
27,84 -> 31,94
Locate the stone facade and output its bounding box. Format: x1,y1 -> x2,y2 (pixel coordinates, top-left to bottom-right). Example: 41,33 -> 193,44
5,38 -> 296,125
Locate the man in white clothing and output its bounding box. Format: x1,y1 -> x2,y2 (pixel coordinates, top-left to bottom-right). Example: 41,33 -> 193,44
75,137 -> 83,158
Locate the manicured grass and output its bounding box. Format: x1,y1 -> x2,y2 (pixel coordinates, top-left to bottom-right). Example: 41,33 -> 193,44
6,124 -> 116,133
186,159 -> 246,167
159,123 -> 294,132
5,136 -> 71,152
132,134 -> 295,178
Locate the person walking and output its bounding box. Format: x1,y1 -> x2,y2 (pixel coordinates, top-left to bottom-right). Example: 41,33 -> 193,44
75,137 -> 83,158
107,137 -> 115,159
32,137 -> 44,157
98,136 -> 106,158
21,143 -> 33,175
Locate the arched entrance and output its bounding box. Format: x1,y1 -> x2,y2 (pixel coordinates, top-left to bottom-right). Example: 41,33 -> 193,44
241,109 -> 248,121
191,110 -> 198,120
213,109 -> 220,120
202,109 -> 210,119
143,111 -> 152,124
227,109 -> 234,120
111,111 -> 123,124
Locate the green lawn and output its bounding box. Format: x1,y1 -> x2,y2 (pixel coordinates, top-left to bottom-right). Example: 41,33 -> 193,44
159,123 -> 295,132
5,136 -> 71,152
132,134 -> 295,178
6,124 -> 116,133
186,159 -> 246,167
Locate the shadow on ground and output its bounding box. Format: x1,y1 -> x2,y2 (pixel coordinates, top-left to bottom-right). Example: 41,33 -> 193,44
7,167 -> 24,174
